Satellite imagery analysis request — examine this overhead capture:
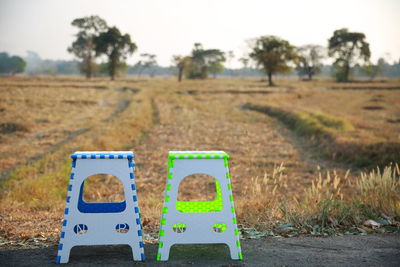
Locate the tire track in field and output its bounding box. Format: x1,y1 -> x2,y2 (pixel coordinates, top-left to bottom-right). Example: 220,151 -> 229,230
0,88 -> 140,181
237,103 -> 346,171
132,90 -> 316,227
0,127 -> 91,181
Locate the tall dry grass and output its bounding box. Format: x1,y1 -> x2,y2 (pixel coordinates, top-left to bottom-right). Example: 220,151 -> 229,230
357,164 -> 400,217
237,163 -> 286,228
238,163 -> 399,233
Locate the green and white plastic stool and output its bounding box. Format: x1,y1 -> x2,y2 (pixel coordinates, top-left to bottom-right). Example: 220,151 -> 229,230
56,151 -> 145,263
157,151 -> 242,261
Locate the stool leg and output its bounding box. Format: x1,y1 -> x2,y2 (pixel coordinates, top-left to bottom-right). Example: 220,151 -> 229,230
158,243 -> 172,261
130,244 -> 145,261
227,242 -> 241,260
57,244 -> 72,263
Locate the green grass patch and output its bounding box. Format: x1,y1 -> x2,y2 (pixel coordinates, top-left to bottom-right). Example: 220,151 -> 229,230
241,103 -> 354,138
1,156 -> 71,209
298,112 -> 355,134
241,103 -> 399,168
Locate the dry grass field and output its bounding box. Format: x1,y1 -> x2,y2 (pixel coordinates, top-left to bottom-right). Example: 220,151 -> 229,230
0,76 -> 399,248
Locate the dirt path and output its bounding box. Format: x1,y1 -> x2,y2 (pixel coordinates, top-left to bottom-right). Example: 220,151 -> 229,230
0,86 -> 139,181
134,88 -> 325,224
1,234 -> 399,266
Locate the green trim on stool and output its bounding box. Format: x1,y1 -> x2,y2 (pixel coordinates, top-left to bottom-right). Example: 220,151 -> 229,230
176,180 -> 223,213
168,151 -> 230,160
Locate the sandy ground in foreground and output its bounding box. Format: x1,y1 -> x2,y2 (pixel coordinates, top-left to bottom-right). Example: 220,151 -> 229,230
1,233 -> 399,266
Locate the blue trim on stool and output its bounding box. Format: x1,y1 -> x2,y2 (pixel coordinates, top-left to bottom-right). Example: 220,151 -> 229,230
77,183 -> 126,213
71,151 -> 134,160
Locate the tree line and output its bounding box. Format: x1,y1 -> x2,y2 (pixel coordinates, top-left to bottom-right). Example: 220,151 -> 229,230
0,15 -> 399,83
0,52 -> 26,75
246,29 -> 373,86
64,16 -> 398,84
170,29 -> 396,85
8,53 -> 398,80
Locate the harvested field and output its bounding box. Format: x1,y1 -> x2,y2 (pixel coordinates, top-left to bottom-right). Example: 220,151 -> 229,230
0,76 -> 399,249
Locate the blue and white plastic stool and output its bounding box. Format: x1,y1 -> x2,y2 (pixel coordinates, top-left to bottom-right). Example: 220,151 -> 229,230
56,151 -> 145,263
157,151 -> 242,261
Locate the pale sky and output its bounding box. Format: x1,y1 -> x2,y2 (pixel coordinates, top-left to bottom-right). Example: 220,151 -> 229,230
0,0 -> 399,67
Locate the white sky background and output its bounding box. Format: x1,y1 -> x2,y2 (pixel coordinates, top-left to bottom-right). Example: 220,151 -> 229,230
0,0 -> 399,68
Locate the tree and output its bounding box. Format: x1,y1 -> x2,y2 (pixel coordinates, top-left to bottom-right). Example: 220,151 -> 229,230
0,52 -> 26,75
24,51 -> 80,75
295,45 -> 325,80
362,58 -> 385,80
188,43 -> 225,79
172,55 -> 191,82
249,35 -> 297,86
238,57 -> 250,77
328,28 -> 371,82
239,57 -> 249,69
362,63 -> 379,80
68,15 -> 108,79
227,50 -> 235,76
94,26 -> 137,80
209,62 -> 224,78
0,52 -> 10,73
135,53 -> 157,77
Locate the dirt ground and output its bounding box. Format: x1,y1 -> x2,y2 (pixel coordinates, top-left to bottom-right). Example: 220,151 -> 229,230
1,234 -> 399,266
